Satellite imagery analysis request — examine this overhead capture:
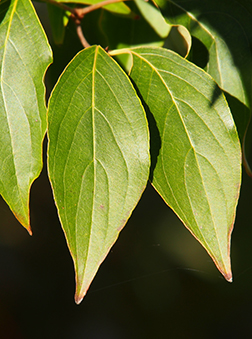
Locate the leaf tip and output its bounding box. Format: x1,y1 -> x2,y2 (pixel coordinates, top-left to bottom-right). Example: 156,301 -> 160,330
27,226 -> 33,236
74,291 -> 86,305
224,272 -> 233,283
13,212 -> 32,235
218,263 -> 232,283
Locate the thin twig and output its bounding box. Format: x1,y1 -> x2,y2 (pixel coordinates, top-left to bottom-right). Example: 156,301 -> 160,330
44,0 -> 131,48
45,0 -> 75,14
74,0 -> 130,19
76,25 -> 90,48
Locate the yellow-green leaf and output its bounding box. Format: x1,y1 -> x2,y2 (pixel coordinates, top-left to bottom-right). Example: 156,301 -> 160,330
0,0 -> 52,233
47,46 -> 150,303
112,46 -> 241,281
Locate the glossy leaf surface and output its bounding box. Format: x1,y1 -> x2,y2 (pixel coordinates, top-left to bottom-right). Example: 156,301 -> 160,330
113,46 -> 241,280
48,45 -> 150,303
0,0 -> 52,233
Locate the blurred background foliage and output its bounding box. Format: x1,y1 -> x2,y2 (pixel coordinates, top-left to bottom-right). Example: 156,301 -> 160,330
0,2 -> 252,338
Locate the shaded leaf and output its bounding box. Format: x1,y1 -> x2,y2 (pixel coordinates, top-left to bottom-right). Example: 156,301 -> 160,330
47,3 -> 70,45
47,45 -> 150,303
98,6 -> 165,50
0,0 -> 52,233
134,0 -> 191,56
157,0 -> 252,117
112,46 -> 241,280
158,0 -> 252,177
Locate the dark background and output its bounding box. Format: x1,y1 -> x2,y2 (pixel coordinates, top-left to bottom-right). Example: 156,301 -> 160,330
1,3 -> 252,338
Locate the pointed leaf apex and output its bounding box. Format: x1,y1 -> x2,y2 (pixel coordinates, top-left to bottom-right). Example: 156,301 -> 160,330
21,222 -> 32,236
215,257 -> 232,282
13,211 -> 32,235
223,270 -> 232,283
26,226 -> 32,236
74,291 -> 86,305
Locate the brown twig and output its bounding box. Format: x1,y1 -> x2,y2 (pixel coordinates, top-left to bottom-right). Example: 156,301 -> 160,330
46,0 -> 75,14
74,0 -> 130,19
76,24 -> 90,48
44,0 -> 130,48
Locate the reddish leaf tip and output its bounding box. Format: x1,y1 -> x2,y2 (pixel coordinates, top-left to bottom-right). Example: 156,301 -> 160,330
225,274 -> 233,283
21,220 -> 32,235
221,268 -> 232,283
74,292 -> 85,305
27,227 -> 32,236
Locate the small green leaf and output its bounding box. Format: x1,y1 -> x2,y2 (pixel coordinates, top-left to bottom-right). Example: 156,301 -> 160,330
98,7 -> 165,50
164,24 -> 191,57
54,0 -> 132,16
134,0 -> 171,38
48,46 -> 150,303
47,3 -> 69,45
0,0 -> 52,233
112,46 -> 241,281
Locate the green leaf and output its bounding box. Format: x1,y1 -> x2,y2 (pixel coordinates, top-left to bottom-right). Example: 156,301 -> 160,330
47,3 -> 70,45
54,0 -> 133,16
134,0 -> 192,57
157,0 -> 252,110
158,0 -> 252,178
97,7 -> 165,50
47,45 -> 150,303
164,24 -> 191,57
0,0 -> 52,233
97,4 -> 167,73
134,0 -> 171,38
112,46 -> 241,281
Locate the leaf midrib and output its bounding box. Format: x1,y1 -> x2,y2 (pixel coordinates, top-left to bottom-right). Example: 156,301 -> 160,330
131,50 -> 227,259
0,0 -> 27,213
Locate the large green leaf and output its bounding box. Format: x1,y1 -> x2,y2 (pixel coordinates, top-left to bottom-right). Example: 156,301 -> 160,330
0,0 -> 52,233
47,45 -> 150,303
112,46 -> 241,281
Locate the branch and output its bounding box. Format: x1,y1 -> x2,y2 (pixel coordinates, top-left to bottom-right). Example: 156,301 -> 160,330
76,24 -> 90,48
74,0 -> 130,19
45,0 -> 76,14
44,0 -> 131,48
45,0 -> 130,21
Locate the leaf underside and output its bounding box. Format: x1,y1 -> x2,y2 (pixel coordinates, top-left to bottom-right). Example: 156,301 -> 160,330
48,45 -> 150,303
114,46 -> 241,281
0,0 -> 52,233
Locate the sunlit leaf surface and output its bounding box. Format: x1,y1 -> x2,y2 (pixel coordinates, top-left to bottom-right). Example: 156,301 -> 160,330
0,0 -> 52,233
134,0 -> 171,38
112,46 -> 241,281
48,45 -> 150,303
